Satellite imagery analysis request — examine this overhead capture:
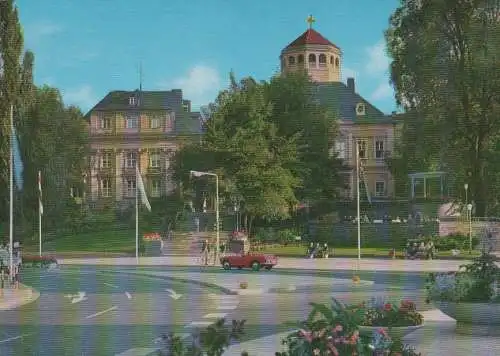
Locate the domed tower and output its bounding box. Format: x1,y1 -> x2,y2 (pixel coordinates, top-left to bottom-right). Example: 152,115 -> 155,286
280,15 -> 342,82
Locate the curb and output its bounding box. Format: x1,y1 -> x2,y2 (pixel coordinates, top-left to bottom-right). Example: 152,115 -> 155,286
0,284 -> 41,311
98,270 -> 237,295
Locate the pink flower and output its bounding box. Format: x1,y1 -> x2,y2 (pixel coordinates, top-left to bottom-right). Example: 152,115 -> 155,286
298,329 -> 313,342
377,328 -> 388,337
313,349 -> 321,355
333,324 -> 343,332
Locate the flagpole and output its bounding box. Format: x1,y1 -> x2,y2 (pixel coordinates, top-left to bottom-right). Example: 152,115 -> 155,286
135,168 -> 139,264
9,104 -> 14,281
39,171 -> 42,257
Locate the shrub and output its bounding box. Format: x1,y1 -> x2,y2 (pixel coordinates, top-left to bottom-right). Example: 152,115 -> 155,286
22,255 -> 58,268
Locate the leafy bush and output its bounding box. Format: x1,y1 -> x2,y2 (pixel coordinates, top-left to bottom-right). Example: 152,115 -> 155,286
22,255 -> 58,268
432,233 -> 479,251
351,297 -> 424,327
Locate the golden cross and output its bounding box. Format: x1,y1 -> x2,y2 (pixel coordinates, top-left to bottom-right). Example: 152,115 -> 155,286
306,15 -> 316,29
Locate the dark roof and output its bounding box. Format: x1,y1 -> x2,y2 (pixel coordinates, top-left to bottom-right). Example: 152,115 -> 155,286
284,29 -> 339,50
86,90 -> 184,113
313,82 -> 394,123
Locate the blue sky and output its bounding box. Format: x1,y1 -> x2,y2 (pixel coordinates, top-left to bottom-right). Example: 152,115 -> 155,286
16,0 -> 399,114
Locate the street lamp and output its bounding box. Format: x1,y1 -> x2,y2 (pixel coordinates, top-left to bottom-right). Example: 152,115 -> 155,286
190,170 -> 219,264
464,183 -> 468,211
467,203 -> 473,254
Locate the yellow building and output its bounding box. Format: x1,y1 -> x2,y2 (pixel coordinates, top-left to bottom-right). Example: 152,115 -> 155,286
281,17 -> 401,201
86,89 -> 201,207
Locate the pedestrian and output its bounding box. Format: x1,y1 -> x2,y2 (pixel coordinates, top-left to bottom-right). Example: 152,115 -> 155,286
201,239 -> 210,266
0,267 -> 4,297
13,264 -> 19,289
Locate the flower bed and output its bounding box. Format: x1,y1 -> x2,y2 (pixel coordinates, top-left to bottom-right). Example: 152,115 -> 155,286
351,298 -> 424,328
22,255 -> 58,268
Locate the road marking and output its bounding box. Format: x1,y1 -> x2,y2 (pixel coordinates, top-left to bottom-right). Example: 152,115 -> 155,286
165,288 -> 182,300
185,321 -> 213,328
85,306 -> 118,319
216,305 -> 238,310
115,347 -> 160,356
125,292 -> 132,299
203,313 -> 228,319
64,292 -> 87,304
0,333 -> 32,344
104,282 -> 118,288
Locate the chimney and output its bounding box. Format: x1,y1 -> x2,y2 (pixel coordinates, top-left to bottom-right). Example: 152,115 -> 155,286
347,78 -> 355,92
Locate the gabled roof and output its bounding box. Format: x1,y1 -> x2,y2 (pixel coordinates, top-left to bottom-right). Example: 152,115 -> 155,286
86,90 -> 184,114
313,82 -> 394,123
284,28 -> 339,50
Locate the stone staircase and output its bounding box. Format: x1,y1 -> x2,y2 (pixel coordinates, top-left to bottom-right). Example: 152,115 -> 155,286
160,232 -> 208,256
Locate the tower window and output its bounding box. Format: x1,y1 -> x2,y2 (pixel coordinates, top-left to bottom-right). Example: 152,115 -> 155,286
330,56 -> 334,64
335,57 -> 340,67
308,54 -> 316,63
288,56 -> 296,65
298,54 -> 304,63
319,54 -> 327,65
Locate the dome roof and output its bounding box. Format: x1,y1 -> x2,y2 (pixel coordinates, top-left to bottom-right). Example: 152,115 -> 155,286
284,28 -> 339,50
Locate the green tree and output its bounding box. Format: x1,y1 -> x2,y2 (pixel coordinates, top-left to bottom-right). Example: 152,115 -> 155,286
20,86 -> 89,235
386,0 -> 500,215
0,0 -> 34,225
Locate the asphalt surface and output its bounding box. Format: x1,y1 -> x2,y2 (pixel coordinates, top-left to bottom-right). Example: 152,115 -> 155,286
0,267 -> 238,356
0,265 -> 429,355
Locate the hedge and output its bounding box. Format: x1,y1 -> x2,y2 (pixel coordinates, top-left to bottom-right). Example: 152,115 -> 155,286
22,255 -> 58,268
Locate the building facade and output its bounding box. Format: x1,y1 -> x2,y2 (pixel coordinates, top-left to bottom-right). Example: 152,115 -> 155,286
280,20 -> 401,201
86,89 -> 201,207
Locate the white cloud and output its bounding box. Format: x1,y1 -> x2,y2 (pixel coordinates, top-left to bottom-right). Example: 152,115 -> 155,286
61,85 -> 96,111
364,40 -> 390,75
341,67 -> 359,83
370,81 -> 393,101
24,22 -> 62,45
158,64 -> 221,109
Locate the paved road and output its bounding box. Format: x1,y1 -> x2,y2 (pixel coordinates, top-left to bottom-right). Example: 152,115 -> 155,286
0,266 -> 239,356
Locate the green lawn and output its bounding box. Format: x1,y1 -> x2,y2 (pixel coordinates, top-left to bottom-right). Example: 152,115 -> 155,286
258,244 -> 481,259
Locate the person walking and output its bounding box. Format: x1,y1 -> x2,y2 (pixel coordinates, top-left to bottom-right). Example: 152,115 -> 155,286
201,239 -> 210,266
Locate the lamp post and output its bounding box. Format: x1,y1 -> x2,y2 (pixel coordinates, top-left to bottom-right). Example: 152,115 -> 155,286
231,194 -> 242,232
467,203 -> 473,254
356,141 -> 361,262
464,183 -> 468,211
191,171 -> 219,264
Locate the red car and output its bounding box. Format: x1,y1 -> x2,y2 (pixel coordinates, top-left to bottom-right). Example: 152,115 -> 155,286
220,253 -> 278,271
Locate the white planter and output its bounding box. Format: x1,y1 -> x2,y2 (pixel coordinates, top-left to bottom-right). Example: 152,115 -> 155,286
435,301 -> 500,325
358,324 -> 423,339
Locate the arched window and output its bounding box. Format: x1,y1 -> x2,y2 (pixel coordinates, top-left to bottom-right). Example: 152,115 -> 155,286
319,54 -> 327,66
288,56 -> 296,65
308,53 -> 316,63
298,54 -> 304,63
330,56 -> 334,64
335,57 -> 340,67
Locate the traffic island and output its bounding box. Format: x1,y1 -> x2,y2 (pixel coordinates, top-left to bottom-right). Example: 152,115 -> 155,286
0,283 -> 40,310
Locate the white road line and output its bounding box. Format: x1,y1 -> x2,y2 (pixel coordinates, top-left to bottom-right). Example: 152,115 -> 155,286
185,321 -> 213,328
85,306 -> 118,319
0,333 -> 32,344
125,292 -> 132,299
216,305 -> 238,310
104,282 -> 118,288
203,313 -> 228,319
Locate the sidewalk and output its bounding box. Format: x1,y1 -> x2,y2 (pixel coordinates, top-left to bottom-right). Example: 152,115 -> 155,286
59,256 -> 477,272
0,284 -> 40,311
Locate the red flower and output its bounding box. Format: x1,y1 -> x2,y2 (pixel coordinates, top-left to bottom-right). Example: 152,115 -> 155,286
384,303 -> 392,311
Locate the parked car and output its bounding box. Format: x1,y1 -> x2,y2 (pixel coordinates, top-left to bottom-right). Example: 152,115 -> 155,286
220,253 -> 278,271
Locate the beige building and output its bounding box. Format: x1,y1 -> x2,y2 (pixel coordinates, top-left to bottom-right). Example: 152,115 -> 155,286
281,18 -> 401,201
85,89 -> 202,207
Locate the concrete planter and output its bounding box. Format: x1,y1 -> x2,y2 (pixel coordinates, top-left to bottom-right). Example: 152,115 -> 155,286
358,324 -> 423,339
435,301 -> 500,325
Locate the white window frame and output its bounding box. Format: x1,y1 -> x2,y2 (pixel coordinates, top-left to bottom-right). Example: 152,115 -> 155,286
375,140 -> 384,159
375,181 -> 386,197
126,114 -> 138,129
150,117 -> 160,129
149,151 -> 161,168
101,178 -> 112,197
126,151 -> 137,168
334,140 -> 346,159
126,178 -> 136,197
100,116 -> 111,129
151,179 -> 161,197
357,139 -> 367,158
101,152 -> 112,168
129,96 -> 136,106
